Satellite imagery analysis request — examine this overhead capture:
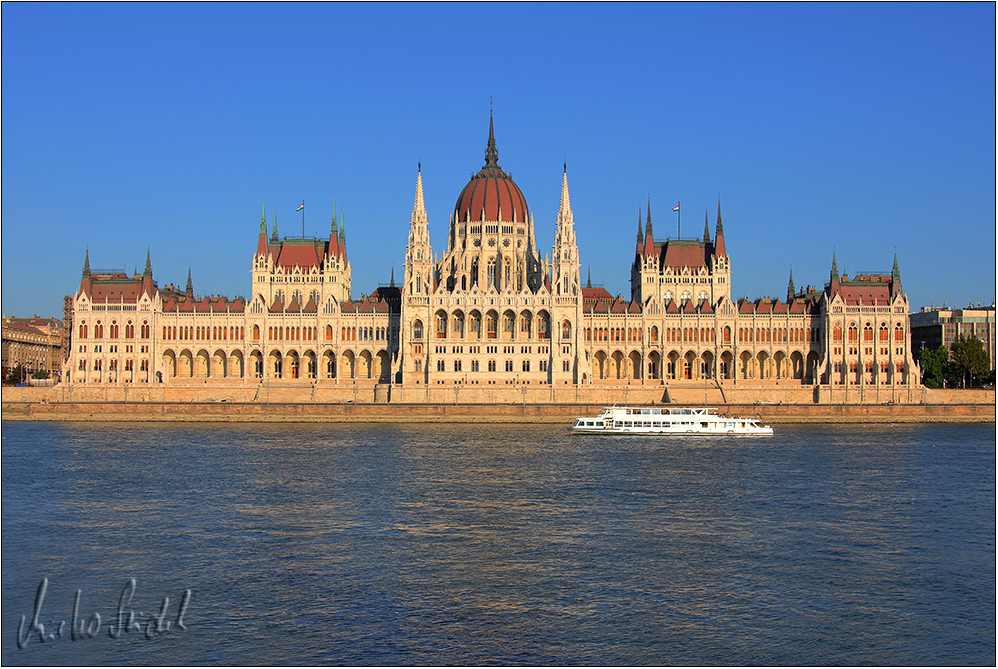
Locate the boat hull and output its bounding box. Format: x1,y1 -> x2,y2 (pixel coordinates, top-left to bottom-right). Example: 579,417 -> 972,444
569,406 -> 774,437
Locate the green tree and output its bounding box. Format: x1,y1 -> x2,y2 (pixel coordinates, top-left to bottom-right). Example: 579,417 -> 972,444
948,334 -> 991,388
3,364 -> 27,385
919,345 -> 949,388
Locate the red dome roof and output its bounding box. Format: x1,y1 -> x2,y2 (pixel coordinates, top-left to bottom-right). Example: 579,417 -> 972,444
454,116 -> 528,224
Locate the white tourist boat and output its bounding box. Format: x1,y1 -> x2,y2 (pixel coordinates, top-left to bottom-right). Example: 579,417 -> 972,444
570,406 -> 774,436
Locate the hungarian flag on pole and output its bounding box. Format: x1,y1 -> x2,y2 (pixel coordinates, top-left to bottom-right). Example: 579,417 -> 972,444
296,201 -> 305,212
672,204 -> 680,212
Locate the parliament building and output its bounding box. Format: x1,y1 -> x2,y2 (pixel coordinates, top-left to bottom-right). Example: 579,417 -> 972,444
63,116 -> 920,403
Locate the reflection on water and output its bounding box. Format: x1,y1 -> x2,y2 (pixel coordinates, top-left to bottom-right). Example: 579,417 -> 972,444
2,421 -> 995,665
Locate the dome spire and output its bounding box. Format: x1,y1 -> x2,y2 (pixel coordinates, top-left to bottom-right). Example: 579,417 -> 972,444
484,109 -> 499,169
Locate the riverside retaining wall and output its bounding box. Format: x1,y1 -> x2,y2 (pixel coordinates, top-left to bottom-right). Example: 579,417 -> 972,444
3,398 -> 994,423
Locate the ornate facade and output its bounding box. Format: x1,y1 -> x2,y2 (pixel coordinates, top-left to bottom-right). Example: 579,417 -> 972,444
63,116 -> 920,401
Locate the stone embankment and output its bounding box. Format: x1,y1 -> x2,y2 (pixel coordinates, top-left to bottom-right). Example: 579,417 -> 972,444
3,398 -> 994,423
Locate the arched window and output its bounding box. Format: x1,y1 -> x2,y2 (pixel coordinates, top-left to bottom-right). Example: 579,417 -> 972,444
863,324 -> 874,341
79,322 -> 88,339
848,323 -> 858,341
413,320 -> 424,340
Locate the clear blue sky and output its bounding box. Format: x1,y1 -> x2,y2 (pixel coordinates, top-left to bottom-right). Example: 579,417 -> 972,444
2,2 -> 994,319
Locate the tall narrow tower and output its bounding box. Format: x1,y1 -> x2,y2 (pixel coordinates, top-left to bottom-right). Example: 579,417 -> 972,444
402,164 -> 433,381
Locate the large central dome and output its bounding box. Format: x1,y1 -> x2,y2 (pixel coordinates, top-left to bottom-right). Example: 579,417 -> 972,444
454,115 -> 529,224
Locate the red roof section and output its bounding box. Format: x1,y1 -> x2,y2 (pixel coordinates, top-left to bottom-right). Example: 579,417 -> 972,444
661,241 -> 707,272
277,243 -> 321,270
837,284 -> 891,305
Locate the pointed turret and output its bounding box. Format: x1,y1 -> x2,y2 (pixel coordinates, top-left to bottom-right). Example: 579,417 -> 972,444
787,267 -> 795,303
713,200 -> 727,258
79,249 -> 92,296
703,208 -> 712,244
271,211 -> 279,242
328,200 -> 340,261
142,249 -> 155,298
635,207 -> 644,250
891,251 -> 902,298
257,199 -> 269,256
645,198 -> 654,241
829,251 -> 841,295
185,268 -> 193,297
338,210 -> 347,263
644,198 -> 655,256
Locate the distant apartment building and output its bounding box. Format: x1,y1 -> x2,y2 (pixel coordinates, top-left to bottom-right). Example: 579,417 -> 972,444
1,316 -> 64,381
910,304 -> 996,370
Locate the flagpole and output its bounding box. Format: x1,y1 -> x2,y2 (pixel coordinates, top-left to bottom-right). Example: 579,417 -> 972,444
302,199 -> 305,238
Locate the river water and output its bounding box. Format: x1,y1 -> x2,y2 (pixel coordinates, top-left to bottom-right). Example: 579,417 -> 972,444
2,420 -> 994,665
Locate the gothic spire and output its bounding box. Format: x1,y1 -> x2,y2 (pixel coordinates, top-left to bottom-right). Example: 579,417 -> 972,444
82,249 -> 91,277
185,267 -> 193,297
831,250 -> 840,282
339,211 -> 346,244
703,208 -> 712,244
331,199 -> 339,236
271,210 -> 279,242
414,163 -> 427,219
587,265 -> 592,288
260,198 -> 267,235
636,207 -> 644,247
558,163 -> 571,218
787,267 -> 795,302
144,248 -> 152,278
